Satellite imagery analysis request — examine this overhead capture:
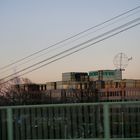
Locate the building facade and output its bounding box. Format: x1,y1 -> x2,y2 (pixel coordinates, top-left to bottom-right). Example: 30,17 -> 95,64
12,70 -> 140,104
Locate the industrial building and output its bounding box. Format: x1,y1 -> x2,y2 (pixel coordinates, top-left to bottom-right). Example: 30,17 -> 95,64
98,79 -> 140,102
12,69 -> 140,104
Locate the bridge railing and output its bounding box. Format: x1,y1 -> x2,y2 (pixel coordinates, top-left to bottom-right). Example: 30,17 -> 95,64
0,101 -> 140,140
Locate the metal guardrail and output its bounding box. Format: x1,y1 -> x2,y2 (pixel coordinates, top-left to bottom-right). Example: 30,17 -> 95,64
0,101 -> 140,140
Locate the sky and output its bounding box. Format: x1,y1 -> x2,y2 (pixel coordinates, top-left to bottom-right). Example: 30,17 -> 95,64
0,0 -> 140,83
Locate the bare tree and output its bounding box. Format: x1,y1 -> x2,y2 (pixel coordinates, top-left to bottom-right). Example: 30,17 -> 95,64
0,77 -> 32,105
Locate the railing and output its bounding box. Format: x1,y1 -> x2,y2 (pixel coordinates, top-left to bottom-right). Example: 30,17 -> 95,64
0,101 -> 140,140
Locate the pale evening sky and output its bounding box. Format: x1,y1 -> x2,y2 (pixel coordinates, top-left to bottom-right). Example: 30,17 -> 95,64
0,0 -> 140,83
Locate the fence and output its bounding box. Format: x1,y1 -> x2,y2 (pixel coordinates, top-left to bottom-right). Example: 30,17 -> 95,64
0,101 -> 140,140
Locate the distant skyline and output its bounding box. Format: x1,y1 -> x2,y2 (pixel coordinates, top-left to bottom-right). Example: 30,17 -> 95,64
0,0 -> 140,83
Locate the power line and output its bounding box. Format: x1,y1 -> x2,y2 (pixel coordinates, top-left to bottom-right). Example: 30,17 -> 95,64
0,5 -> 140,71
24,22 -> 140,78
0,20 -> 140,85
1,17 -> 140,81
1,9 -> 140,77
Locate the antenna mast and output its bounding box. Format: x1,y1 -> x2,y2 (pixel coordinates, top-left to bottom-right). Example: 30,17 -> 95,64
113,52 -> 132,79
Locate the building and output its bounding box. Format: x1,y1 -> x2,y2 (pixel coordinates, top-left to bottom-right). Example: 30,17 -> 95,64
89,69 -> 122,81
62,72 -> 88,82
98,79 -> 140,102
11,69 -> 140,105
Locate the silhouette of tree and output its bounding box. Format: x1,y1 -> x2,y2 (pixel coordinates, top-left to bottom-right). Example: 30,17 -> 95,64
0,77 -> 32,105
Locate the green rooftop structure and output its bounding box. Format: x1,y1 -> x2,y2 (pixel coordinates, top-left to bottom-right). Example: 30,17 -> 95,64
89,69 -> 122,81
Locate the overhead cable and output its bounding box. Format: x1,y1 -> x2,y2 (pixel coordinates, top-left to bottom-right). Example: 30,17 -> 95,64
0,19 -> 140,85
0,5 -> 140,71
